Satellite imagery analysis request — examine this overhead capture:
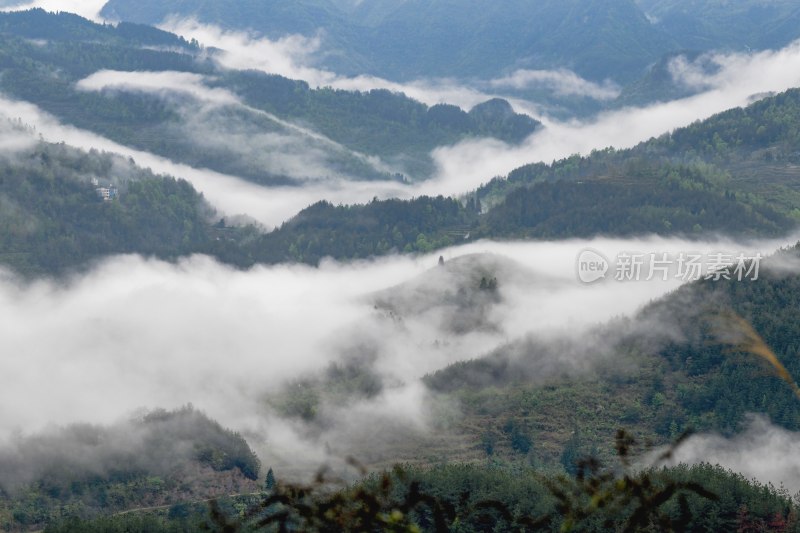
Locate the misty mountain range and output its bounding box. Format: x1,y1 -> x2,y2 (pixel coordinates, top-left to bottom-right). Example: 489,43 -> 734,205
2,9 -> 800,277
3,2 -> 800,531
0,10 -> 539,185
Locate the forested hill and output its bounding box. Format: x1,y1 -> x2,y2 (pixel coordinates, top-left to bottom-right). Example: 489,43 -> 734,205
0,8 -> 194,48
481,87 -> 800,213
0,406 -> 261,530
0,9 -> 539,184
5,85 -> 800,277
0,128 -> 218,276
419,244 -> 800,476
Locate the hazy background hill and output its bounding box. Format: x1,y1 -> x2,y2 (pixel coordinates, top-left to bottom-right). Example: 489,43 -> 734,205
636,0 -> 800,51
333,0 -> 674,82
100,0 -> 349,39
99,0 -> 800,86
99,0 -> 675,83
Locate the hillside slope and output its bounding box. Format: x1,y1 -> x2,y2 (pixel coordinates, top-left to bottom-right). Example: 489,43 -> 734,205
419,245 -> 800,469
0,10 -> 539,184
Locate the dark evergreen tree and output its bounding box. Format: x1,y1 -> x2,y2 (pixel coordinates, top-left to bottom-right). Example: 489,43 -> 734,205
264,467 -> 276,491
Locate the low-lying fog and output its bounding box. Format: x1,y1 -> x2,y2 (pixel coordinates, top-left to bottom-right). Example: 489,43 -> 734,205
0,234 -> 795,475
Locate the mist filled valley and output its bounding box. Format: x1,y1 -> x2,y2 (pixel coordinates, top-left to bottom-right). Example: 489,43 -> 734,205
3,1 -> 800,531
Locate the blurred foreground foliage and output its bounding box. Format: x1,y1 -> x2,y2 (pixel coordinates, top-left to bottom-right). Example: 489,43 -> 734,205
40,430 -> 799,532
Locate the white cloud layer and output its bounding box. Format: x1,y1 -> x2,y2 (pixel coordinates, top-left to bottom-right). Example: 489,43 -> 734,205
76,70 -> 240,105
490,68 -> 621,100
160,18 -> 540,111
424,40 -> 800,194
665,415 -> 800,494
75,69 -> 399,184
0,234 -> 793,471
0,119 -> 37,153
